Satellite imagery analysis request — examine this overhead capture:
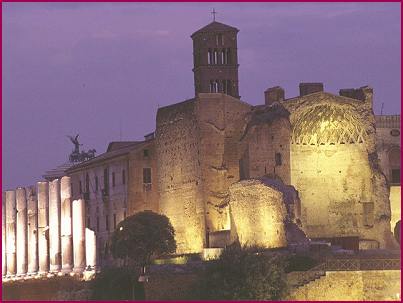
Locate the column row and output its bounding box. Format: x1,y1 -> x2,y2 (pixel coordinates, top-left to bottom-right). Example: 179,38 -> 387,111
2,176 -> 96,278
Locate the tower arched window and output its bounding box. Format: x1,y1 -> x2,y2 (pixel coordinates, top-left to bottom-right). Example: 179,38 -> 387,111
214,80 -> 219,92
208,49 -> 213,65
213,49 -> 218,64
209,81 -> 214,93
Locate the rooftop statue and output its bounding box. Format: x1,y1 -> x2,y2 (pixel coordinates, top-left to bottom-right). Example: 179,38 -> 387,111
67,134 -> 96,163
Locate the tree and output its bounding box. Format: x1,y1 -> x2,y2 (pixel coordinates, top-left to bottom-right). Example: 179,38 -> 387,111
109,211 -> 176,300
196,243 -> 288,300
110,210 -> 176,269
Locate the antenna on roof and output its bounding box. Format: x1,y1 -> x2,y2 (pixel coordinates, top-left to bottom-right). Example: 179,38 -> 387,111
211,8 -> 217,22
119,120 -> 122,141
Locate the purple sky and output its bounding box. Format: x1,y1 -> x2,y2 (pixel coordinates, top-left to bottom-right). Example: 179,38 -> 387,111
3,2 -> 401,190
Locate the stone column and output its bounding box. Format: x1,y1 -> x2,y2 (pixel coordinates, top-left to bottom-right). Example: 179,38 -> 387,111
49,179 -> 61,273
5,190 -> 16,276
2,192 -> 6,276
61,177 -> 73,273
26,186 -> 38,275
16,187 -> 28,276
72,199 -> 86,273
85,228 -> 97,271
37,182 -> 49,274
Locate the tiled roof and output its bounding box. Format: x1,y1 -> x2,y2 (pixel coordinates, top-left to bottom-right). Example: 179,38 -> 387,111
191,21 -> 239,37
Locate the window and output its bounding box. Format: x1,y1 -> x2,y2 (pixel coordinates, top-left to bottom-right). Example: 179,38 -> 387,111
96,217 -> 100,232
122,170 -> 126,185
79,181 -> 82,194
113,214 -> 117,230
95,176 -> 98,191
208,49 -> 212,65
143,168 -> 152,184
143,149 -> 149,157
87,217 -> 91,229
103,168 -> 109,192
106,215 -> 109,231
112,172 -> 115,187
392,169 -> 400,184
275,153 -> 282,166
85,173 -> 89,193
389,148 -> 400,184
213,49 -> 218,64
210,80 -> 219,93
71,183 -> 74,196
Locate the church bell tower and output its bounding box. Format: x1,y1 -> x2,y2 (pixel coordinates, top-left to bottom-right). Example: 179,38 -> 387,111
191,19 -> 240,99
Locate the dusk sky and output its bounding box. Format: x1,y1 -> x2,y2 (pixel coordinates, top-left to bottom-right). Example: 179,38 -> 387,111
3,2 -> 401,190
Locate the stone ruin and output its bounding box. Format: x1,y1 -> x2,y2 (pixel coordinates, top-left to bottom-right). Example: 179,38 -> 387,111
2,176 -> 97,281
228,177 -> 308,249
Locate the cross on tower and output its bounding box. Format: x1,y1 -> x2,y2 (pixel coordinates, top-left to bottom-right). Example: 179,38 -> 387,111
211,8 -> 217,21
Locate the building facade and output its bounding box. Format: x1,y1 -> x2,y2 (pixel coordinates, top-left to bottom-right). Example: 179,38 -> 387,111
2,20 -> 400,274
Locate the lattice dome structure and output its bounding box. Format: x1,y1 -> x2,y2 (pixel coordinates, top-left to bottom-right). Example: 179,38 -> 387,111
291,103 -> 368,146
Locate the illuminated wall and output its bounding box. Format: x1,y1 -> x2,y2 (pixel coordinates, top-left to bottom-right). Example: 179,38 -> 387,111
375,115 -> 401,234
156,99 -> 206,254
229,179 -> 288,248
156,93 -> 251,253
390,186 -> 401,232
288,270 -> 401,301
196,93 -> 251,233
284,91 -> 395,248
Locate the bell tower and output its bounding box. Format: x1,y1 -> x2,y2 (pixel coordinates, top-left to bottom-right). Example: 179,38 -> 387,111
191,20 -> 240,99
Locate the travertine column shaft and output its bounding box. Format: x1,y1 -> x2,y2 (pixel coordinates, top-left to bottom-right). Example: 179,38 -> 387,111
85,228 -> 97,270
16,188 -> 27,276
37,182 -> 49,274
2,192 -> 7,276
61,177 -> 73,273
5,190 -> 16,276
26,186 -> 38,274
49,179 -> 61,272
72,199 -> 86,272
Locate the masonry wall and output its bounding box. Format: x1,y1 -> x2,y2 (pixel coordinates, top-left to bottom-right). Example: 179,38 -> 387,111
246,117 -> 291,184
228,179 -> 288,248
283,92 -> 394,248
288,270 -> 401,301
70,157 -> 129,267
127,140 -> 159,215
156,99 -> 206,254
375,115 -> 400,234
196,93 -> 251,234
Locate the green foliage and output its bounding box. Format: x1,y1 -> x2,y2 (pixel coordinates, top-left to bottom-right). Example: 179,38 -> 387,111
285,254 -> 318,272
110,211 -> 176,267
91,267 -> 133,301
196,244 -> 288,301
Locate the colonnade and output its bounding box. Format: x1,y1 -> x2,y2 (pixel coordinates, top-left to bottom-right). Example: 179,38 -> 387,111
2,176 -> 97,279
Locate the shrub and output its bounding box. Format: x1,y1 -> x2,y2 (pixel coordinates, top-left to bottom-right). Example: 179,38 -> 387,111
91,267 -> 133,301
195,244 -> 288,300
